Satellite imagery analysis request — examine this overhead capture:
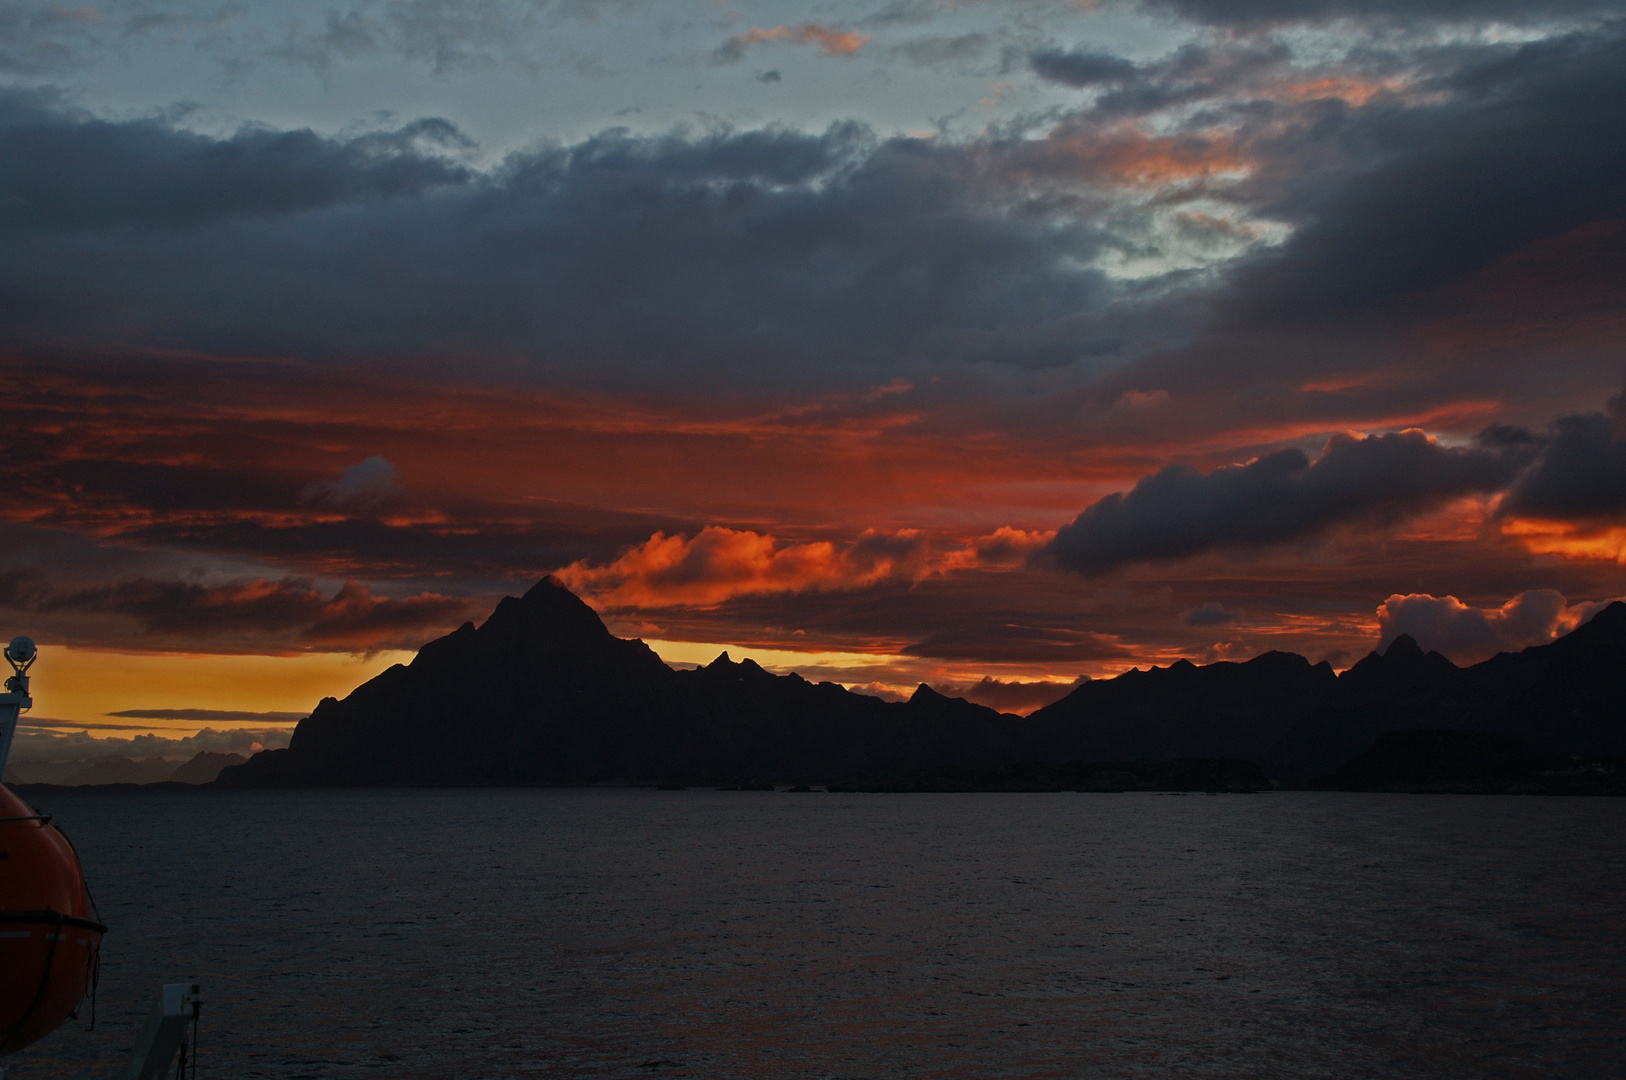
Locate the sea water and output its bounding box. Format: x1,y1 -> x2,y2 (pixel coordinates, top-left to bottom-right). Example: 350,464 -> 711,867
6,789 -> 1624,1079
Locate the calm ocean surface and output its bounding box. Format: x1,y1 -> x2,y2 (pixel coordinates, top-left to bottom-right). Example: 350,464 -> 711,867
7,789 -> 1625,1079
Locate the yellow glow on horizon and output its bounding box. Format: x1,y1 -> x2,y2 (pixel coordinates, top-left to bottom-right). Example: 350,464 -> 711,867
21,647 -> 416,732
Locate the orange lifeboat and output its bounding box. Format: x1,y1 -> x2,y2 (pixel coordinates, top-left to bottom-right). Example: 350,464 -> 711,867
1,634 -> 106,1058
0,782 -> 106,1056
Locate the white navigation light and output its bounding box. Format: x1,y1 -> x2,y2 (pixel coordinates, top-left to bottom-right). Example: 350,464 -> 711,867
7,635 -> 36,666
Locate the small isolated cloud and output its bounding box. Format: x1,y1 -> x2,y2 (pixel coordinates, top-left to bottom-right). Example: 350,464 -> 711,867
1376,589 -> 1624,665
1030,49 -> 1139,88
300,455 -> 399,509
1046,427 -> 1536,574
713,23 -> 870,65
1184,602 -> 1236,626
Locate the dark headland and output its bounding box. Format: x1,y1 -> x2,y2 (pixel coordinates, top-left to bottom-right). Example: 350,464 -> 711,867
211,578 -> 1626,792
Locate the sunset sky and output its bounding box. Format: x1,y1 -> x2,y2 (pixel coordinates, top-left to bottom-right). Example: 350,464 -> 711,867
3,0 -> 1625,749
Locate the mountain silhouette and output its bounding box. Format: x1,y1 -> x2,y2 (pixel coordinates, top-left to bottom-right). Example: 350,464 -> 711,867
219,579 -> 1626,787
1025,604 -> 1626,780
221,578 -> 1016,786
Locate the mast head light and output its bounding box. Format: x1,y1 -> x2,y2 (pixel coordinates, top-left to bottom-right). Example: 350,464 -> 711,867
6,635 -> 36,672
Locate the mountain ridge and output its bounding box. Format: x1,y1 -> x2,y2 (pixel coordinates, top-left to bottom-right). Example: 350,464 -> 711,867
219,579 -> 1626,787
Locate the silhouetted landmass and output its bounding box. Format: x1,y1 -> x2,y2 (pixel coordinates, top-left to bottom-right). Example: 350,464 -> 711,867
220,579 -> 1014,788
1023,605 -> 1626,783
168,751 -> 248,785
1309,730 -> 1626,795
215,579 -> 1626,789
830,759 -> 1270,793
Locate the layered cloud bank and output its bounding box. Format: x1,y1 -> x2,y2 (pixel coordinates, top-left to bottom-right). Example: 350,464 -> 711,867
0,0 -> 1624,716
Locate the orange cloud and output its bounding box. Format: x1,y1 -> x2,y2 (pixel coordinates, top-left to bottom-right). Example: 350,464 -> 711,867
721,23 -> 869,60
557,525 -> 1052,609
1502,518 -> 1626,564
1273,77 -> 1406,106
1034,124 -> 1251,188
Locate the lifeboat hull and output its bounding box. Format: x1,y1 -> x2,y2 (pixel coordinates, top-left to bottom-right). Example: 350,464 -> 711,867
0,783 -> 106,1057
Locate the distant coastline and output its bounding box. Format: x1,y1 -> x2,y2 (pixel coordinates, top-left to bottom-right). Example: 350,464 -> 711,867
13,731 -> 1626,797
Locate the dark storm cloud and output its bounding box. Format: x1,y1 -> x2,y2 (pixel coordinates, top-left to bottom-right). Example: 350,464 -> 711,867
1209,28 -> 1626,333
0,93 -> 1115,387
1045,428 -> 1534,574
1501,394 -> 1626,519
0,93 -> 471,230
4,20 -> 1623,401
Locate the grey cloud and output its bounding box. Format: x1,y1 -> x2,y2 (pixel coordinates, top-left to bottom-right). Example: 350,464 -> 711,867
301,455 -> 401,509
0,95 -> 1121,389
1211,29 -> 1626,332
1184,602 -> 1236,626
4,14 -> 1622,415
1501,398 -> 1626,519
0,94 -> 471,232
1045,428 -> 1535,574
1029,49 -> 1139,87
1036,38 -> 1297,121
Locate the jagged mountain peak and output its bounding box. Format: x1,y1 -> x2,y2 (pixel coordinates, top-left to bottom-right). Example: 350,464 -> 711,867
1382,634 -> 1425,659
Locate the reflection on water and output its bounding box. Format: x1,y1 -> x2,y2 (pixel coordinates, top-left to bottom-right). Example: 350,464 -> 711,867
9,789 -> 1626,1079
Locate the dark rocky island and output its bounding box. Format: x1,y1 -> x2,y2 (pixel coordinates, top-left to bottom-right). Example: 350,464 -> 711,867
217,578 -> 1626,790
